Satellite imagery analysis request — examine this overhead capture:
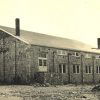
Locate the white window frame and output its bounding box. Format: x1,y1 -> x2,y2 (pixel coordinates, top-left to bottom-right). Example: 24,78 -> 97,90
96,66 -> 100,74
95,55 -> 100,59
59,64 -> 66,73
85,65 -> 92,74
38,57 -> 47,66
38,57 -> 47,72
38,52 -> 47,66
73,65 -> 80,74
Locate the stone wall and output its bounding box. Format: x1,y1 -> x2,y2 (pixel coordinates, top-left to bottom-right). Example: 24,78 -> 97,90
0,30 -> 100,84
0,30 -> 32,83
31,46 -> 100,84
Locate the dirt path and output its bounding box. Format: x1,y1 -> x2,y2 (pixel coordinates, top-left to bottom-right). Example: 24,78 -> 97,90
0,84 -> 98,100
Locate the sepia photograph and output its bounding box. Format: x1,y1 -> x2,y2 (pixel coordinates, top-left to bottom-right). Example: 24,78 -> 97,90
0,0 -> 100,100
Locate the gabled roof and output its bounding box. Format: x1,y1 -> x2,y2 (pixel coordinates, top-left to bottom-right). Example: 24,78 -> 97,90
0,25 -> 100,53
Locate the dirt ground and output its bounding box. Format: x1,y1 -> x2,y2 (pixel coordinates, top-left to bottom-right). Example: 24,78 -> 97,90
0,84 -> 99,100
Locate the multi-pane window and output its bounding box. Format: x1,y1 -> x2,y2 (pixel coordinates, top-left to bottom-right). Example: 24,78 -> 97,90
85,54 -> 91,58
96,66 -> 100,73
43,60 -> 47,66
38,53 -> 47,66
73,65 -> 80,73
59,64 -> 66,73
72,52 -> 80,57
57,50 -> 67,55
85,66 -> 91,73
95,55 -> 100,59
39,53 -> 47,58
39,59 -> 42,66
39,59 -> 47,66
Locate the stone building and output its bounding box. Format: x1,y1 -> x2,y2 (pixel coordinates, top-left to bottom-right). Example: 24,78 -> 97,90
0,19 -> 100,84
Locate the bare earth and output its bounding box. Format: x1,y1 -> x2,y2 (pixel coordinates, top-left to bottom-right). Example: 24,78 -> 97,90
0,84 -> 99,100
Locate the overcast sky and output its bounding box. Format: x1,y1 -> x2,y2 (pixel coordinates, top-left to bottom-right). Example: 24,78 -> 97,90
0,0 -> 100,47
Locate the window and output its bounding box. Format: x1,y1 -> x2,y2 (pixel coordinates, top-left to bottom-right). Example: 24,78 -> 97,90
43,60 -> 47,66
59,64 -> 66,73
57,50 -> 67,55
96,66 -> 100,73
39,53 -> 47,58
85,54 -> 91,58
73,65 -> 80,73
73,52 -> 80,57
39,59 -> 42,66
38,53 -> 47,66
85,66 -> 91,73
39,59 -> 47,66
95,55 -> 100,59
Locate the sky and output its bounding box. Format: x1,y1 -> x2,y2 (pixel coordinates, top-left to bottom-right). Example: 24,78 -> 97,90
0,0 -> 100,47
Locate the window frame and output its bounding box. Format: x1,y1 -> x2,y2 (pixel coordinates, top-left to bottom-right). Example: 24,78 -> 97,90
59,64 -> 66,73
95,55 -> 100,59
85,65 -> 92,74
85,54 -> 91,58
73,52 -> 80,57
96,66 -> 100,74
73,64 -> 80,74
57,50 -> 67,56
38,57 -> 47,67
38,52 -> 47,67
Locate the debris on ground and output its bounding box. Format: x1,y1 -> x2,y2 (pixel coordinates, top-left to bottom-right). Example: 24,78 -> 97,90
0,84 -> 98,100
91,85 -> 100,92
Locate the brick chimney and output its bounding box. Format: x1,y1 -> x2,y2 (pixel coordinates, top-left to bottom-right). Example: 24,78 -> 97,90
97,38 -> 100,49
15,18 -> 20,36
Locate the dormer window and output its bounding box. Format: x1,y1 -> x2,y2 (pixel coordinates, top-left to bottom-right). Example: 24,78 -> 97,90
85,54 -> 91,58
57,50 -> 67,55
74,52 -> 80,57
